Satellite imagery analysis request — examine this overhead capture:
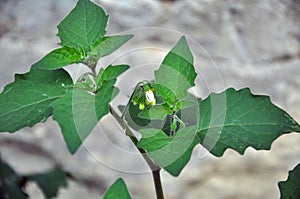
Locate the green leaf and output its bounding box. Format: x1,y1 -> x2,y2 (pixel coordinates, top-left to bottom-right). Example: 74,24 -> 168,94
103,178 -> 131,199
278,163 -> 300,199
57,0 -> 108,51
197,88 -> 300,157
32,46 -> 84,70
27,168 -> 67,199
89,35 -> 133,59
139,129 -> 170,150
138,126 -> 199,176
0,68 -> 73,133
96,64 -> 130,88
119,103 -> 151,131
0,157 -> 28,199
138,104 -> 172,120
121,97 -> 199,134
153,84 -> 177,105
52,79 -> 118,153
120,103 -> 171,132
154,36 -> 197,104
175,99 -> 197,110
34,4 -> 132,70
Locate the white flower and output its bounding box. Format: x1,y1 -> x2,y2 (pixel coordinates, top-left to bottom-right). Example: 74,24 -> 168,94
145,90 -> 156,105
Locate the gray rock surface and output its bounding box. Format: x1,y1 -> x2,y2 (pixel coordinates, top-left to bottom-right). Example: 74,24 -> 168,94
0,0 -> 299,198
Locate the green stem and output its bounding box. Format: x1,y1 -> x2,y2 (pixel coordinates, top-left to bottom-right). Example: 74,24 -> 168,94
110,105 -> 164,199
90,63 -> 97,76
170,111 -> 176,137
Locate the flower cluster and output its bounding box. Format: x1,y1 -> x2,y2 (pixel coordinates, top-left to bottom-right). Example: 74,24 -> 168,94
131,83 -> 156,110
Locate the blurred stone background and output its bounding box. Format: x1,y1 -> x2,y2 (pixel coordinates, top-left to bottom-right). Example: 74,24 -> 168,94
0,0 -> 300,198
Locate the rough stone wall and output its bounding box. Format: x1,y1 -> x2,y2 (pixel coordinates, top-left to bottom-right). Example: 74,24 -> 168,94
0,0 -> 299,198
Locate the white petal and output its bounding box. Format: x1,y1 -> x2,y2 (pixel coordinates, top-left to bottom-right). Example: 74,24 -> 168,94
145,90 -> 155,103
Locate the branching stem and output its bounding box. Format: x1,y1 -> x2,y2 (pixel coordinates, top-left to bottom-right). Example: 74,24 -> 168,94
109,105 -> 164,199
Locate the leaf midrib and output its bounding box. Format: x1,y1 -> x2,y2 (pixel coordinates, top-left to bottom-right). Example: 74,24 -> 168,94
198,122 -> 280,133
0,95 -> 62,118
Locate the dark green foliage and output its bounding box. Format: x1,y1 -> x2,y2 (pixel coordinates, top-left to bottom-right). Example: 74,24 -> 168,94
103,178 -> 131,199
0,69 -> 72,132
278,164 -> 300,199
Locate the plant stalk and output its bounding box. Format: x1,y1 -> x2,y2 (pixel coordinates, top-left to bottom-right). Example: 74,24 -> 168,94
90,63 -> 97,76
170,111 -> 176,137
152,169 -> 164,199
109,105 -> 164,199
